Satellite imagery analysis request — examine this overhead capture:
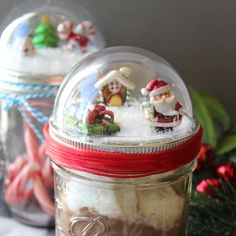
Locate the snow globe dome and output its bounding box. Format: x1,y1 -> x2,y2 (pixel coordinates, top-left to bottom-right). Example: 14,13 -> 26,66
0,0 -> 105,78
49,46 -> 200,153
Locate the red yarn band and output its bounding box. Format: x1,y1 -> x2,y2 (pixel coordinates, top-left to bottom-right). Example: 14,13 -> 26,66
44,124 -> 202,178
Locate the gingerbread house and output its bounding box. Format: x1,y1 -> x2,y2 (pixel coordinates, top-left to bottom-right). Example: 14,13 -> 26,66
95,67 -> 135,106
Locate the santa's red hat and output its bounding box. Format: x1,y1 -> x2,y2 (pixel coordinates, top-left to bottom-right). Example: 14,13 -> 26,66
141,79 -> 171,97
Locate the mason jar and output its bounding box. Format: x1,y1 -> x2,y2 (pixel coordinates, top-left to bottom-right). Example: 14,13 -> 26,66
0,0 -> 105,227
44,46 -> 202,235
0,73 -> 62,227
52,161 -> 198,236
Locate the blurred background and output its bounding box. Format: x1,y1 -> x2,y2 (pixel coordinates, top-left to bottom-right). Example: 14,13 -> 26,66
0,0 -> 235,119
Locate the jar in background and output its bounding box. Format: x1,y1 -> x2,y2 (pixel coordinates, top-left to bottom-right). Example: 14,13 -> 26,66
2,84 -> 59,227
45,46 -> 202,235
0,0 -> 105,227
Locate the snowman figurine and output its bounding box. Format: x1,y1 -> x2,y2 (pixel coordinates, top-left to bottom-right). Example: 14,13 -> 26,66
141,79 -> 183,130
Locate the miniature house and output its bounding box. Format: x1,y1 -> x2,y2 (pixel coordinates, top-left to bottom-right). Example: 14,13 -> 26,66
95,67 -> 135,106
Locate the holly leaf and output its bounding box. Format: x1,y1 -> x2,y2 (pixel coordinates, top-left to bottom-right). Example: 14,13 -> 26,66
200,92 -> 230,131
190,88 -> 217,147
217,134 -> 236,155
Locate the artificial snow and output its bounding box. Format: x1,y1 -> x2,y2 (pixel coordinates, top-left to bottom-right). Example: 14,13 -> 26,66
0,45 -> 99,75
111,104 -> 155,138
101,103 -> 194,143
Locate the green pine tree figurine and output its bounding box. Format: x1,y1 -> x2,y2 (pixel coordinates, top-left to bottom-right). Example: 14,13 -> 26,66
32,15 -> 59,48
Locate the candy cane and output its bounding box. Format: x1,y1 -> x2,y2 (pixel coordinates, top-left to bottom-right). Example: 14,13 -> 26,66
75,21 -> 96,53
5,164 -> 35,204
25,129 -> 53,211
6,155 -> 27,184
5,154 -> 54,214
5,161 -> 54,215
57,21 -> 74,40
38,142 -> 46,166
58,20 -> 96,53
6,186 -> 33,205
5,126 -> 54,215
24,124 -> 40,164
33,174 -> 55,216
42,158 -> 54,188
75,20 -> 96,41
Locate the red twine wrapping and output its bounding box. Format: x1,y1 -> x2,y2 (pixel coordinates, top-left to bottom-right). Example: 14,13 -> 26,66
44,124 -> 202,178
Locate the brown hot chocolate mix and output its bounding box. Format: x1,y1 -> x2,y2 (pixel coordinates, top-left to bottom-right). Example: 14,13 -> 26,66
57,205 -> 187,236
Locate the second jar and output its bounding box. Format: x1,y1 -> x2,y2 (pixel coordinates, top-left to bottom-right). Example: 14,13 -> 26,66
1,78 -> 59,226
0,0 -> 105,227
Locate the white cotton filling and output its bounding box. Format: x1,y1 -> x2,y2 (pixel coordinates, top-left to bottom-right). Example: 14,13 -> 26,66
65,179 -> 185,230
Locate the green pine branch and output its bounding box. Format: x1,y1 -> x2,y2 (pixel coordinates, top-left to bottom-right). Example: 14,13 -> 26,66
189,182 -> 236,236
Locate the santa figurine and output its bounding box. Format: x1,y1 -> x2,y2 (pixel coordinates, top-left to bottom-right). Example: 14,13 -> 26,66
141,79 -> 183,130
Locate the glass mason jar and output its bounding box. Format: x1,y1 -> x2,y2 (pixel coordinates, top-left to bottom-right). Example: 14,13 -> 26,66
53,161 -> 196,236
44,46 -> 202,235
0,0 -> 105,227
0,74 -> 62,227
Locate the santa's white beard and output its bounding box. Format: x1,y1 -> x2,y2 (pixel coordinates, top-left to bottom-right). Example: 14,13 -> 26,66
152,96 -> 178,116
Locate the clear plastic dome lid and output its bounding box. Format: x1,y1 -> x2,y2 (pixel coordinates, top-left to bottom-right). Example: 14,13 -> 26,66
0,0 -> 105,76
49,46 -> 199,153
